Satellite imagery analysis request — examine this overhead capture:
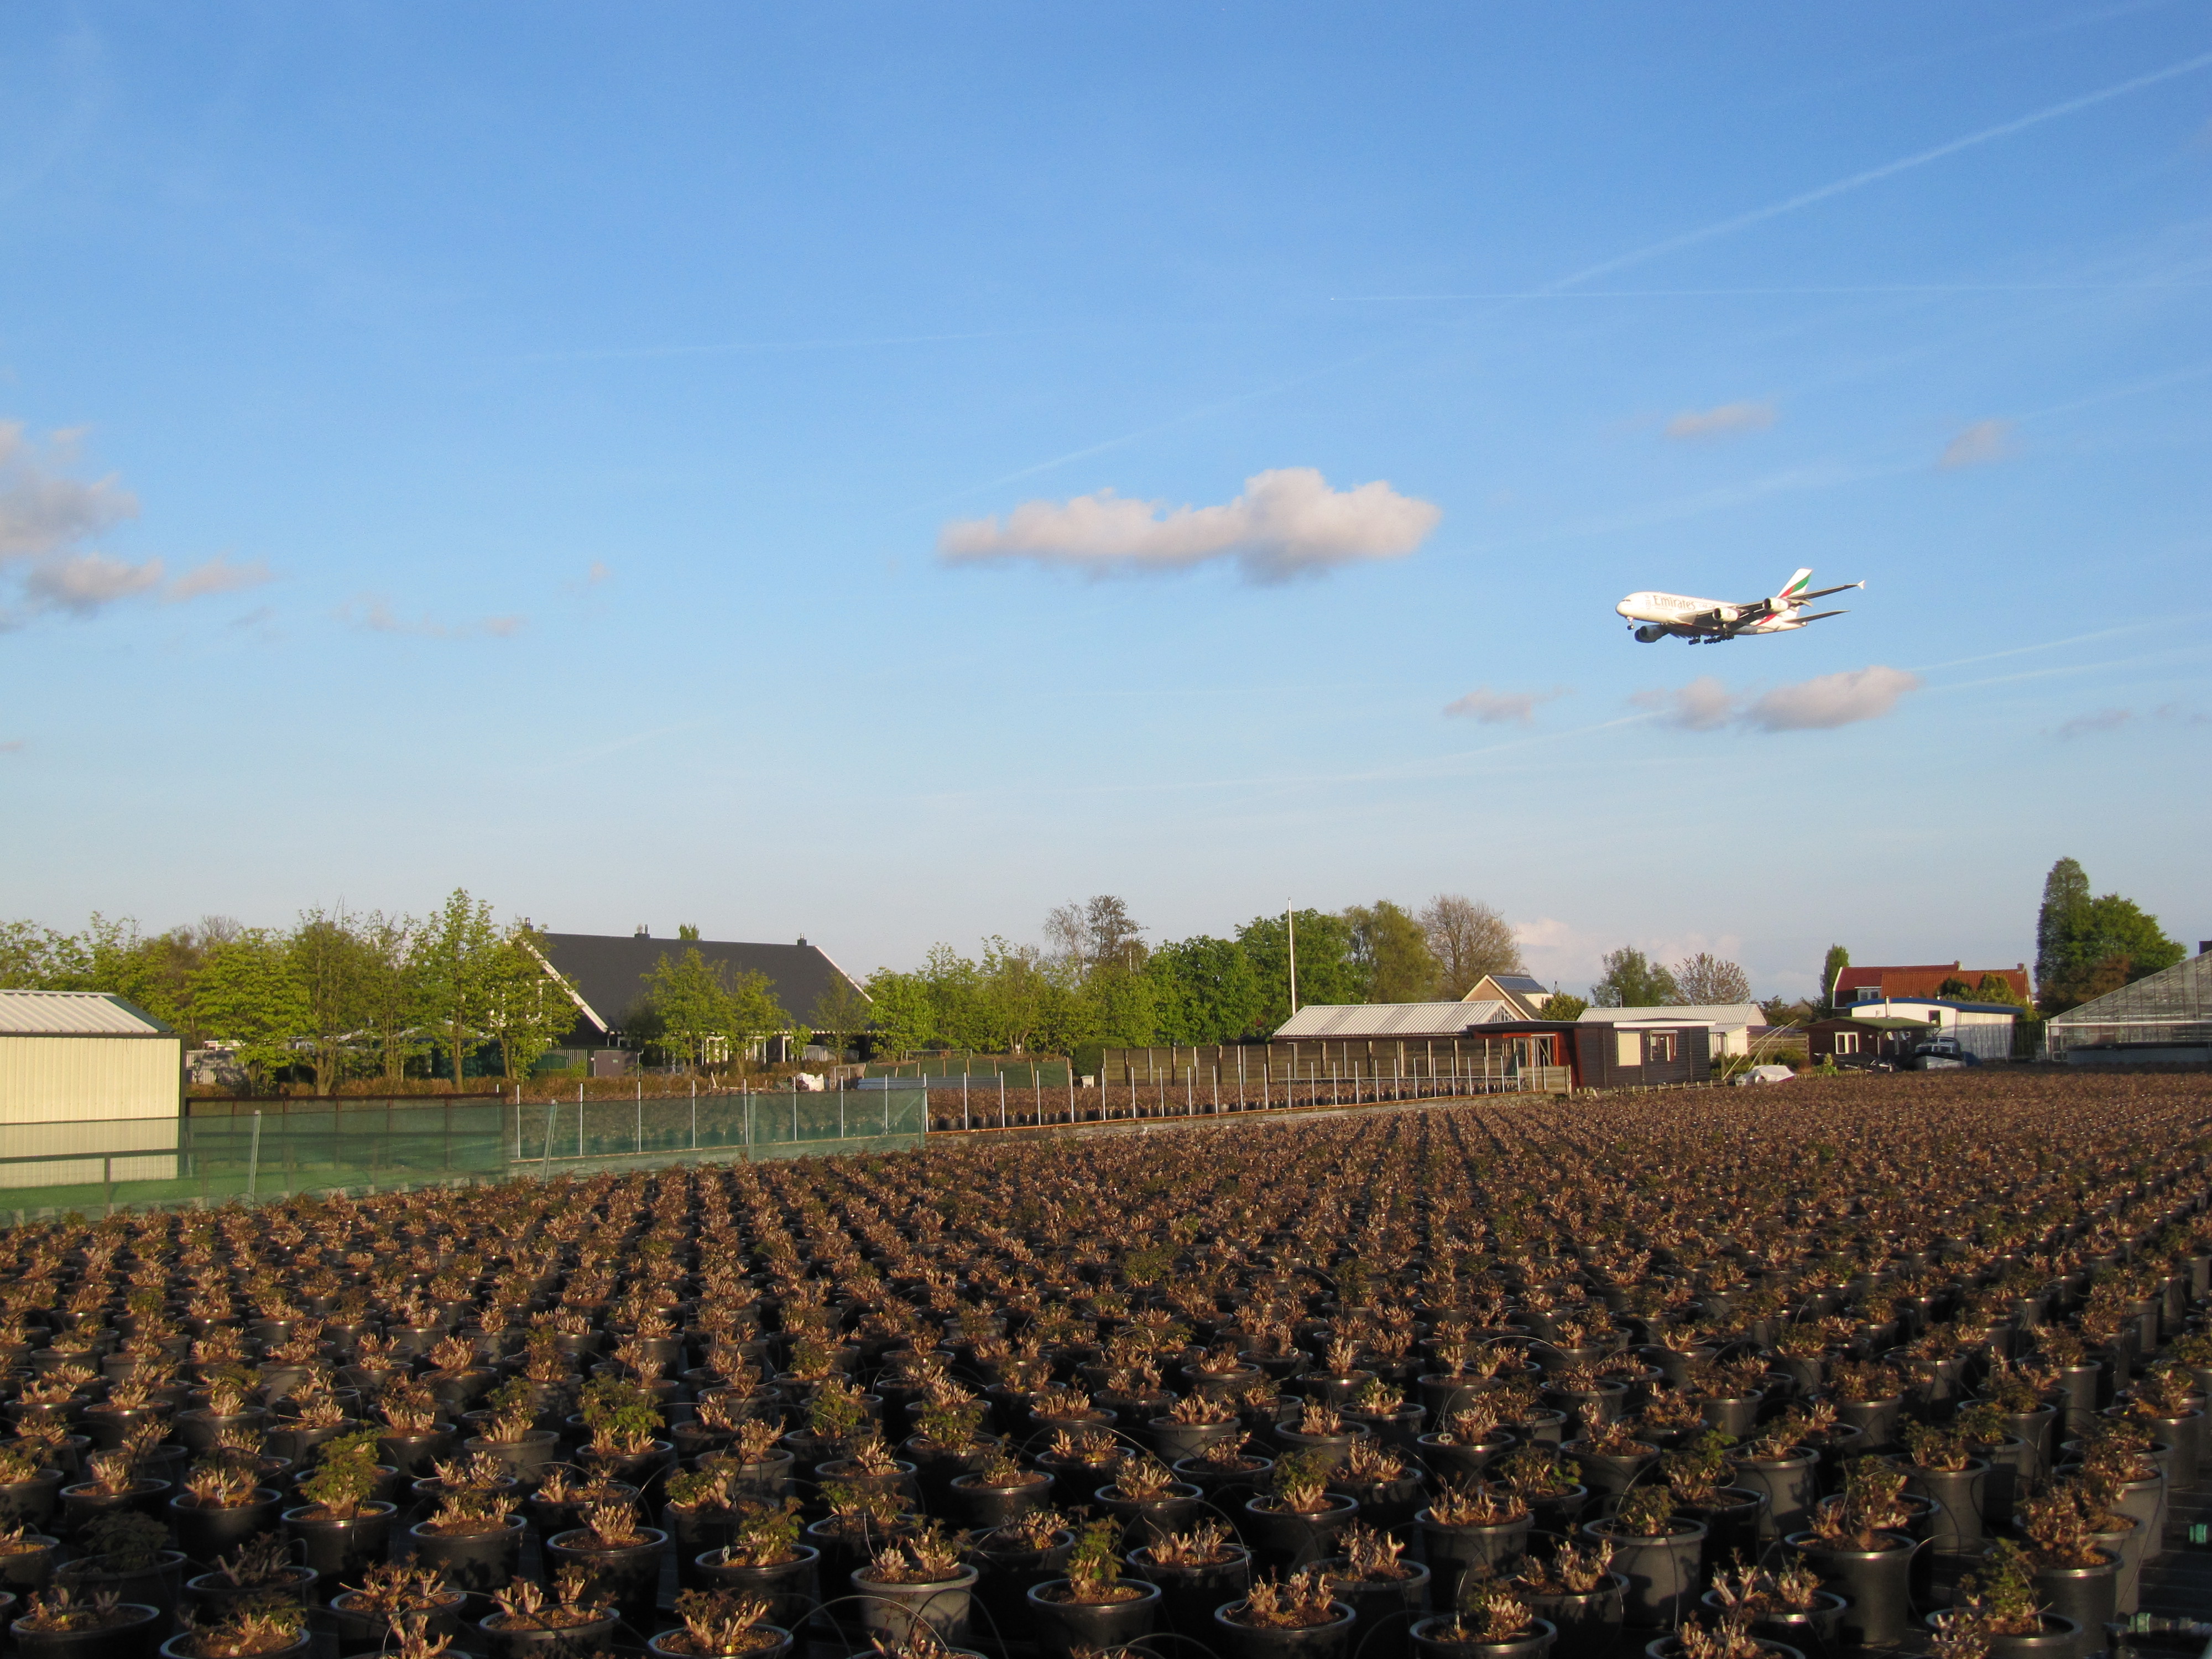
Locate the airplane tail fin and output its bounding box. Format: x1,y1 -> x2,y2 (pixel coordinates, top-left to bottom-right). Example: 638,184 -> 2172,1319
1776,567 -> 1813,604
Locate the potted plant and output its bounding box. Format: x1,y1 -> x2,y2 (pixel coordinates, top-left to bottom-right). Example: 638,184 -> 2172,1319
476,1567 -> 620,1658
1493,1447 -> 1588,1537
182,1536 -> 316,1625
1420,1480 -> 1531,1609
0,1519 -> 62,1597
1026,1518 -> 1161,1659
1212,1565 -> 1356,1659
1410,1585 -> 1556,1659
1130,1518 -> 1251,1642
53,1512 -> 186,1634
0,1443 -> 67,1530
1897,1423 -> 1987,1554
1510,1540 -> 1624,1659
1660,1433 -> 1767,1572
1093,1451 -> 1201,1547
280,1430 -> 395,1582
1150,1390 -> 1245,1463
1417,1402 -> 1516,1485
852,1520 -> 979,1650
1924,1542 -> 2077,1659
697,1498 -> 819,1630
1317,1521 -> 1430,1659
1730,1411 -> 1824,1543
1703,1556 -> 1845,1655
1243,1449 -> 1359,1572
409,1487 -> 525,1604
813,1436 -> 920,1515
2011,1488 -> 2121,1648
1273,1400 -> 1369,1473
545,1500 -> 669,1631
648,1589 -> 791,1659
156,1603 -> 311,1658
1784,1461 -> 1914,1648
58,1449 -> 168,1540
1580,1485 -> 1705,1631
168,1462 -> 280,1563
1644,1610 -> 1802,1659
463,1381 -> 562,1489
11,1587 -> 166,1658
1333,1439 -> 1426,1536
946,1444 -> 1048,1529
966,1504 -> 1070,1646
575,1378 -> 671,1486
1559,1418 -> 1656,1500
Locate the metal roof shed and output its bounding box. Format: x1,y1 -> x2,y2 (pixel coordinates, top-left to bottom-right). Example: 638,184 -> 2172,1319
0,990 -> 184,1190
2047,950 -> 2211,1064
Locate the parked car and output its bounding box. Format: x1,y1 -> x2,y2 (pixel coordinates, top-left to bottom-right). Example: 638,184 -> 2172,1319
1906,1037 -> 1978,1071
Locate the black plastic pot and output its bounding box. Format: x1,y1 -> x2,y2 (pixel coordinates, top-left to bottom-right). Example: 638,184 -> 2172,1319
1420,1510 -> 1532,1609
1243,1493 -> 1360,1571
1415,1432 -> 1516,1486
1681,1486 -> 1767,1575
57,1477 -> 170,1537
9,1601 -> 163,1659
1317,1559 -> 1430,1659
1408,1613 -> 1555,1659
0,1531 -> 61,1594
1524,1484 -> 1589,1538
544,1526 -> 669,1631
463,1431 -> 562,1488
168,1490 -> 281,1563
280,1500 -> 397,1582
1129,1543 -> 1253,1642
1898,1459 -> 1985,1553
1558,1443 -> 1654,1499
1578,1519 -> 1705,1630
0,1472 -> 65,1530
646,1627 -> 792,1659
1210,1598 -> 1357,1659
1731,1452 -> 1817,1542
947,1470 -> 1051,1528
409,1514 -> 526,1600
328,1588 -> 469,1656
1148,1415 -> 1247,1463
158,1631 -> 311,1658
1093,1479 -> 1202,1547
1645,1637 -> 1801,1659
1924,1609 -> 2078,1659
1520,1572 -> 1625,1659
376,1426 -> 456,1479
182,1564 -> 317,1621
693,1544 -> 820,1630
2029,1553 -> 2118,1659
1785,1530 -> 1912,1648
852,1563 -> 980,1648
1026,1579 -> 1164,1659
1704,1588 -> 1845,1656
476,1607 -> 623,1658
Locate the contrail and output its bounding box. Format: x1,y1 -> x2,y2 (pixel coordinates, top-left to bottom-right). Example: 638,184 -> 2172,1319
1547,48 -> 2212,291
1332,283 -> 2212,301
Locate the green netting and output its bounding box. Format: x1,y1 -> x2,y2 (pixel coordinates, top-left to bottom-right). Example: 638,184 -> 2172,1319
0,1090 -> 926,1219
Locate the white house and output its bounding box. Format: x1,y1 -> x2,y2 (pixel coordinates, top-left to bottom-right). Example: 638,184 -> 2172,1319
1829,997 -> 2020,1061
0,990 -> 184,1189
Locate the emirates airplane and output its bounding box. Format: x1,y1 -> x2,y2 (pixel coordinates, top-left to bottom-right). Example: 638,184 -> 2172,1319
1616,567 -> 1863,644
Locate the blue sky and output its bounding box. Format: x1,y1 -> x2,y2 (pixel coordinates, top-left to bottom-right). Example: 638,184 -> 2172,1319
3,1 -> 2208,999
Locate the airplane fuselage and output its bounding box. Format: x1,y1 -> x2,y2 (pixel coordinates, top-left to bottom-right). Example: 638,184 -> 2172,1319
1616,591 -> 1812,642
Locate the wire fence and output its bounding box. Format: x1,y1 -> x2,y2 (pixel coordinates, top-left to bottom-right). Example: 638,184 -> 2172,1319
0,1089 -> 926,1220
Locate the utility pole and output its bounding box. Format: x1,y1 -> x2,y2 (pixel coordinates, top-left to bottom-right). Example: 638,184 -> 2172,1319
1286,903 -> 1299,1015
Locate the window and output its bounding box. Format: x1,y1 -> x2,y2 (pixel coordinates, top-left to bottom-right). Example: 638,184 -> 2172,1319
1648,1032 -> 1677,1063
1835,1031 -> 1860,1055
1616,1031 -> 1641,1067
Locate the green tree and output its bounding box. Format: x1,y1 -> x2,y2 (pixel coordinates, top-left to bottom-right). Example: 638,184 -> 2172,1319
1083,961 -> 1160,1045
1538,989 -> 1590,1020
2034,857 -> 2090,1003
1345,900 -> 1442,1003
356,912 -> 429,1084
484,925 -> 578,1080
2043,891 -> 2184,1013
645,947 -> 738,1071
1671,952 -> 1751,1005
862,967 -> 936,1057
727,967 -> 791,1059
418,889 -> 502,1086
1590,947 -> 1678,1008
1147,935 -> 1267,1043
809,975 -> 874,1061
192,930 -> 310,1092
678,924 -> 701,941
1237,910 -> 1362,1029
290,909 -> 374,1095
976,940 -> 1050,1053
0,920 -> 86,988
1819,944 -> 1850,1011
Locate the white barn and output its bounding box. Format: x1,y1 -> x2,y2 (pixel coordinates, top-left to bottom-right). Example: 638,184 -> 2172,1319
0,991 -> 184,1190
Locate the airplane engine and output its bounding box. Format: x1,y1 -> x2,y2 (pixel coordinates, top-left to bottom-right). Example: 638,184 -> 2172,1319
1633,625 -> 1666,643
1715,606 -> 1739,624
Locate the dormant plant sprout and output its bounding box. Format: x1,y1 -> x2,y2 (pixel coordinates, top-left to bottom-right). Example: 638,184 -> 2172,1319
1514,1538 -> 1615,1595
1233,1568 -> 1339,1629
1148,1519 -> 1235,1567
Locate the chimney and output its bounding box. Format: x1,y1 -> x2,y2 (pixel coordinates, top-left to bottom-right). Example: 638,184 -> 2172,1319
797,936 -> 808,947
2199,941 -> 2210,957
635,925 -> 649,938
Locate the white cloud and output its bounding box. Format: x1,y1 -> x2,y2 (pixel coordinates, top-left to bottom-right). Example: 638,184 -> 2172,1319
1663,401 -> 1777,441
2052,703 -> 2208,740
585,561 -> 611,585
1443,685 -> 1566,724
20,551 -> 165,614
165,555 -> 273,603
1634,665 -> 1920,733
1745,665 -> 1921,730
0,424 -> 138,561
341,596 -> 526,640
1939,418 -> 2015,469
938,467 -> 1441,583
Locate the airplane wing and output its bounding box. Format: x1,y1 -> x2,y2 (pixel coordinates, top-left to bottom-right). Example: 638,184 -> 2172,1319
1792,608 -> 1849,624
1792,582 -> 1863,603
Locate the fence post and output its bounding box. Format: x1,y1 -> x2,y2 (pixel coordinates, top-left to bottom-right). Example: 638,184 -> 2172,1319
691,1089 -> 698,1151
246,1110 -> 263,1201
839,1092 -> 846,1140
103,1155 -> 114,1217
962,1072 -> 969,1131
1067,1060 -> 1073,1125
635,1092 -> 641,1157
999,1072 -> 1005,1129
542,1103 -> 555,1170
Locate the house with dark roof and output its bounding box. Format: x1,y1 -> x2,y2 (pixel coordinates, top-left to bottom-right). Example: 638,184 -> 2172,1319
1459,973 -> 1555,1018
1832,961 -> 2029,1005
531,930 -> 867,1053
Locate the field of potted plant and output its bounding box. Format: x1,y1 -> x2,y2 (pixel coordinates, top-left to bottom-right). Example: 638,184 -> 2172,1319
0,1068 -> 2204,1658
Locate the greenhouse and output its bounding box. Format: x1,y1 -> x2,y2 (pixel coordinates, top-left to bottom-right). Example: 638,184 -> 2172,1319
2047,948 -> 2212,1062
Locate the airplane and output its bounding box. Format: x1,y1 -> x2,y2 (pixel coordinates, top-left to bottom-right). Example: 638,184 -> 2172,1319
1615,567 -> 1864,644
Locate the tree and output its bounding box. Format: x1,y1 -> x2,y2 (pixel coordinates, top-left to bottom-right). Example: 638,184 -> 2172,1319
192,930 -> 310,1092
809,975 -> 874,1061
417,889 -> 502,1086
1671,952 -> 1752,1005
2034,858 -> 2090,1003
862,967 -> 935,1057
2041,890 -> 2184,1013
290,909 -> 374,1095
1345,900 -> 1442,1003
678,924 -> 701,940
1147,936 -> 1267,1044
1538,989 -> 1589,1019
645,947 -> 739,1071
726,968 -> 791,1055
355,912 -> 428,1085
1082,896 -> 1146,973
1590,947 -> 1678,1008
1819,945 -> 1850,1011
1237,910 -> 1363,1029
483,925 -> 578,1081
977,939 -> 1050,1053
1420,895 -> 1524,998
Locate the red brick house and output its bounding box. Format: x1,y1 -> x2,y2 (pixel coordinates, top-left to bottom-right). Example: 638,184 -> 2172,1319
1832,961 -> 2030,1005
